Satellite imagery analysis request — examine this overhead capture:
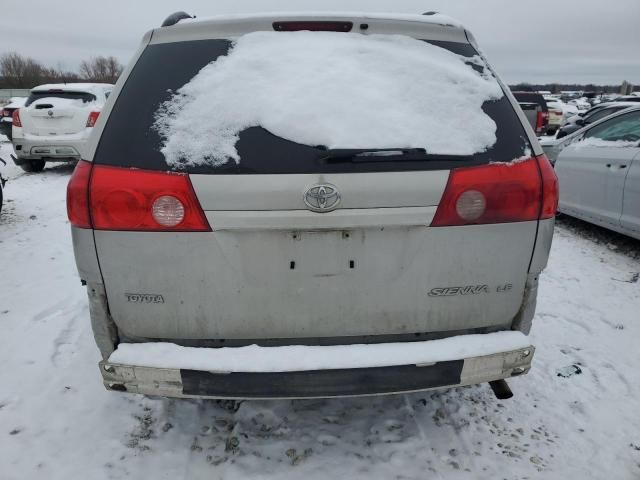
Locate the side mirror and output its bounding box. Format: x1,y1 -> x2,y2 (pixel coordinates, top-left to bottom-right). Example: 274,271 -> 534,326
575,118 -> 585,126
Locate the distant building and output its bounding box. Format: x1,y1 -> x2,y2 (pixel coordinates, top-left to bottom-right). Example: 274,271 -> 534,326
620,81 -> 634,95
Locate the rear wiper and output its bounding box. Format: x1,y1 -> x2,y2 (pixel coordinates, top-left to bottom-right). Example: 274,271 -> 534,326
319,148 -> 466,163
319,148 -> 425,162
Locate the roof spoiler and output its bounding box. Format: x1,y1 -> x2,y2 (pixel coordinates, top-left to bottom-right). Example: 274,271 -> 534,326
161,11 -> 194,27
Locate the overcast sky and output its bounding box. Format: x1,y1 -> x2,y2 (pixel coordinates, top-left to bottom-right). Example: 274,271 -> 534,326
2,0 -> 639,85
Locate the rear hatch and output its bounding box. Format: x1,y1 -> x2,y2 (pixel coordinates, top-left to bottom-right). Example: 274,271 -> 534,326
86,24 -> 544,343
21,90 -> 96,136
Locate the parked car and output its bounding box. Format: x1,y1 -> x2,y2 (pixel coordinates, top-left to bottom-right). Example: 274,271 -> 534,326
11,83 -> 113,172
556,102 -> 639,138
564,103 -> 612,125
560,103 -> 580,125
512,91 -> 549,135
553,106 -> 640,239
0,97 -> 26,141
68,12 -> 557,400
543,97 -> 565,134
614,95 -> 640,103
568,98 -> 591,111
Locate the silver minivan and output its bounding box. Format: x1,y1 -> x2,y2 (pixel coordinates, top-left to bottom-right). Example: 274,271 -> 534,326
67,12 -> 557,399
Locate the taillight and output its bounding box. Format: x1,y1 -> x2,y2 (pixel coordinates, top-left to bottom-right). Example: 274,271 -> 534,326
67,160 -> 93,228
272,21 -> 353,32
431,155 -> 556,227
89,165 -> 210,231
537,154 -> 558,219
12,109 -> 22,127
86,111 -> 100,127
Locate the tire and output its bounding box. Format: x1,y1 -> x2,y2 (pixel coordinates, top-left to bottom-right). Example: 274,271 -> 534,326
19,159 -> 46,173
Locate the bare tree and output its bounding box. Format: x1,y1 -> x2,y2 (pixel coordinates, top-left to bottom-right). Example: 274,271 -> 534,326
0,52 -> 46,88
79,56 -> 123,83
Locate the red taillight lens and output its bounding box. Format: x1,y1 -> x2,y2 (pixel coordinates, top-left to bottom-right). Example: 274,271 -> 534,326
272,21 -> 353,32
12,109 -> 22,127
86,111 -> 100,127
537,154 -> 558,219
89,165 -> 210,231
431,156 -> 554,227
67,160 -> 93,228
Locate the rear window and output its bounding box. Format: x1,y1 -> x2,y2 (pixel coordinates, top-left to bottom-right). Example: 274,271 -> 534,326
25,91 -> 96,107
95,37 -> 531,174
512,92 -> 549,113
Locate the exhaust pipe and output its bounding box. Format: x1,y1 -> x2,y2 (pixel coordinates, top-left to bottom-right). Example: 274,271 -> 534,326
489,379 -> 513,400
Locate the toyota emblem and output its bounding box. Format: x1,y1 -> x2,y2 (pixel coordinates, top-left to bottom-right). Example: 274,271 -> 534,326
304,184 -> 341,212
47,110 -> 54,117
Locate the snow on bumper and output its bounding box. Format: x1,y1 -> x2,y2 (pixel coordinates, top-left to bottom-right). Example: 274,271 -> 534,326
102,332 -> 534,399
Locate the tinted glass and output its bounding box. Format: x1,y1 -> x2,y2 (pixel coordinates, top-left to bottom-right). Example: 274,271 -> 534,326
586,106 -> 625,123
585,111 -> 640,142
25,91 -> 97,106
95,39 -> 531,174
512,92 -> 548,112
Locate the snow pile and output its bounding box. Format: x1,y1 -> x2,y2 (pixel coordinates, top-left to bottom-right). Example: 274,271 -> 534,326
574,137 -> 639,148
108,331 -> 530,372
154,31 -> 504,168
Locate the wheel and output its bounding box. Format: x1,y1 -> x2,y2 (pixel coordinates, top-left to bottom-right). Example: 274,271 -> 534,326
19,159 -> 46,172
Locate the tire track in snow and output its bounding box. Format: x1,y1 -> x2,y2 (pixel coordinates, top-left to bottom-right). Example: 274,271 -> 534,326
48,301 -> 84,368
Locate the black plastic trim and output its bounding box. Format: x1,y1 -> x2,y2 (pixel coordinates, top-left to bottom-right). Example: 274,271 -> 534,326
181,360 -> 463,398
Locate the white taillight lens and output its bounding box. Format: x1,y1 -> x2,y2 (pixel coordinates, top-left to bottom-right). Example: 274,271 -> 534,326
152,195 -> 185,227
455,190 -> 486,221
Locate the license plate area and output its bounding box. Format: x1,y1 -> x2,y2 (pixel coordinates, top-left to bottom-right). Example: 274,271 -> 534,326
288,230 -> 358,276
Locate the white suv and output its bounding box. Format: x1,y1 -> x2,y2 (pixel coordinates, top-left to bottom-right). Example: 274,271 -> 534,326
12,83 -> 112,172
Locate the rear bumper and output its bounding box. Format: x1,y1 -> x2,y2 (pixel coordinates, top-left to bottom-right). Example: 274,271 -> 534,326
100,333 -> 534,399
12,135 -> 87,160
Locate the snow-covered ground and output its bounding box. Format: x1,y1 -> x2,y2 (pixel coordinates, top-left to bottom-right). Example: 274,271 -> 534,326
1,139 -> 639,479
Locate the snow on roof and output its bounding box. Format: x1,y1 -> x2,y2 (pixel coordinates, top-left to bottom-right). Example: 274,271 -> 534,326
5,97 -> 26,108
31,83 -> 113,93
154,30 -> 502,168
179,11 -> 465,29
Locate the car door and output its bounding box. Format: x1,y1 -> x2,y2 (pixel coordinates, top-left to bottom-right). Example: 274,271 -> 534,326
556,110 -> 640,230
620,151 -> 640,239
